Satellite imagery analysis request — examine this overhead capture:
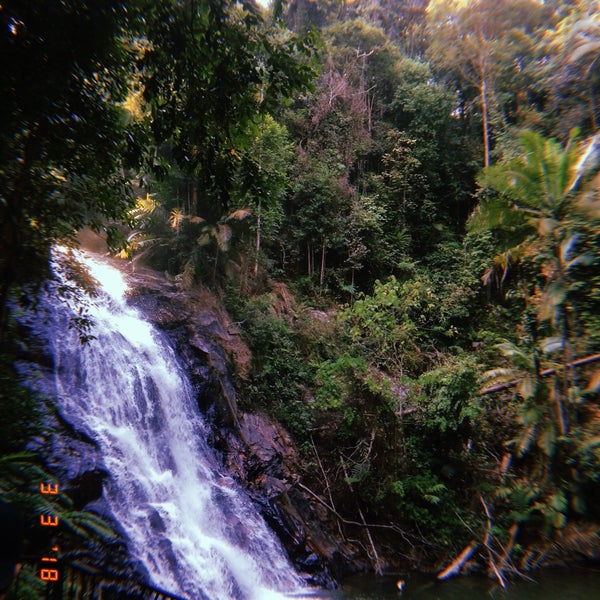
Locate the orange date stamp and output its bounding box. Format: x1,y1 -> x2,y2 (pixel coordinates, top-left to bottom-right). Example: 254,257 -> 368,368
39,482 -> 60,583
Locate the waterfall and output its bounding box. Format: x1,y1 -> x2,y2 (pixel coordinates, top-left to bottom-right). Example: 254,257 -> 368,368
38,251 -> 303,600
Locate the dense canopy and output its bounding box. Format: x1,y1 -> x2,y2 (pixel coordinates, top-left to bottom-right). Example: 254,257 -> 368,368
1,0 -> 599,593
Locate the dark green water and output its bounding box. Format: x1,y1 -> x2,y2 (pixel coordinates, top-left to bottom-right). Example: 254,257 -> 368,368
290,568 -> 600,599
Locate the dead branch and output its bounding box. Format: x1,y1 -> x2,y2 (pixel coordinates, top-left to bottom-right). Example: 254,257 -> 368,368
437,542 -> 479,580
480,353 -> 600,395
296,480 -> 396,532
311,435 -> 344,539
341,456 -> 383,575
498,523 -> 519,574
480,495 -> 507,589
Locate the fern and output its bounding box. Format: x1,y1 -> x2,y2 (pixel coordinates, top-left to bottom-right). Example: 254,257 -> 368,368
345,460 -> 371,485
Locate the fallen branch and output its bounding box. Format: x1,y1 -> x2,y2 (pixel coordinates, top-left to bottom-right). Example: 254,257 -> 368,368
480,353 -> 600,395
295,481 -> 393,531
311,435 -> 344,539
341,454 -> 383,575
437,542 -> 479,581
295,480 -> 441,551
480,495 -> 507,589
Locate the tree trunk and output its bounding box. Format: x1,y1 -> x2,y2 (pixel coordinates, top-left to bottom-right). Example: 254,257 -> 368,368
186,179 -> 192,215
319,241 -> 326,287
481,76 -> 491,168
254,198 -> 261,277
590,82 -> 598,132
192,182 -> 199,217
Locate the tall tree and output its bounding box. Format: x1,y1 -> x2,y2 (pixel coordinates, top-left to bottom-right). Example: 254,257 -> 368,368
472,130 -> 600,434
567,6 -> 600,131
534,1 -> 600,138
345,0 -> 431,56
427,0 -> 552,167
389,56 -> 477,234
232,115 -> 293,278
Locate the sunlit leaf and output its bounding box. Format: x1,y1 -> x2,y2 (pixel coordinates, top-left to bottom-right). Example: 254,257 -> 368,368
540,336 -> 564,355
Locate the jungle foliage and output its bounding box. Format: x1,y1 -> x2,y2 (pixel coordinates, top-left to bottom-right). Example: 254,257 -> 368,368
2,0 -> 600,586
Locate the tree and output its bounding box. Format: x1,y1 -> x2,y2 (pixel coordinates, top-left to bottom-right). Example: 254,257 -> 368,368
567,7 -> 600,131
289,158 -> 349,287
137,0 -> 316,224
232,115 -> 293,278
472,130 -> 600,435
389,56 -> 478,235
343,0 -> 431,57
0,0 -> 137,339
427,0 -> 552,167
568,4 -> 600,70
535,1 -> 600,138
325,18 -> 404,116
281,0 -> 342,31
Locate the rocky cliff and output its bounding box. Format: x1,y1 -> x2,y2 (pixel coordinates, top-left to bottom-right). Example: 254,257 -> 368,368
123,262 -> 366,587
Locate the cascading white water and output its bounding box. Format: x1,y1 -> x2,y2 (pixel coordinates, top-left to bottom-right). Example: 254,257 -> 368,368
44,251 -> 303,600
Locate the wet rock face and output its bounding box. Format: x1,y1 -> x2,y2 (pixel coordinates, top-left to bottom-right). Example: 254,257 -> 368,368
239,413 -> 293,479
122,266 -> 363,586
221,412 -> 345,588
125,270 -> 247,429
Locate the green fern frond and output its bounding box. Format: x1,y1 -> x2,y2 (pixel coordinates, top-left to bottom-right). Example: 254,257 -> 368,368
60,510 -> 116,540
345,460 -> 371,485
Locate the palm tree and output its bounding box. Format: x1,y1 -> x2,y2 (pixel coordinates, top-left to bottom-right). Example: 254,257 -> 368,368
471,130 -> 600,436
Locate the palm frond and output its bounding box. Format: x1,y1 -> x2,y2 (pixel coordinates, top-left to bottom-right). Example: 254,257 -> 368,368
127,231 -> 163,249
169,207 -> 186,231
569,40 -> 600,64
576,172 -> 600,218
517,374 -> 537,401
538,217 -> 560,236
496,340 -> 535,370
537,423 -> 557,457
513,422 -> 537,458
480,367 -> 513,387
560,234 -> 579,263
538,282 -> 567,323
